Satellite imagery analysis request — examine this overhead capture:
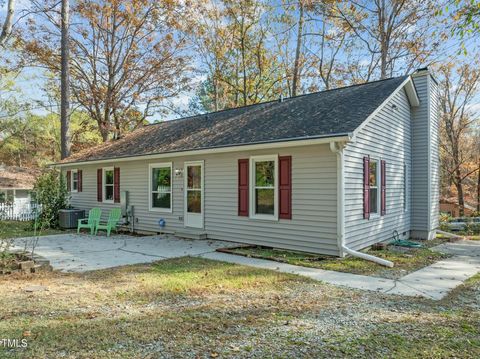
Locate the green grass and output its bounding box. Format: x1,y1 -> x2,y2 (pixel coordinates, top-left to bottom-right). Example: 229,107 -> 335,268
0,220 -> 66,240
226,243 -> 450,279
437,232 -> 480,241
0,257 -> 479,358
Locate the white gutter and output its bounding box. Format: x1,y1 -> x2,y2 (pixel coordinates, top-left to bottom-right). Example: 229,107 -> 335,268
329,141 -> 394,268
330,141 -> 346,257
52,134 -> 352,168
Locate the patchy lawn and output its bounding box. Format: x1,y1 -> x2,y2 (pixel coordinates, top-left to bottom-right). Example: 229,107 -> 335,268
222,242 -> 451,279
437,232 -> 480,241
0,220 -> 66,240
0,257 -> 479,358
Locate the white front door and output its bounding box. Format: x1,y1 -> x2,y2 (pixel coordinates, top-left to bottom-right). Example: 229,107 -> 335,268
184,161 -> 204,228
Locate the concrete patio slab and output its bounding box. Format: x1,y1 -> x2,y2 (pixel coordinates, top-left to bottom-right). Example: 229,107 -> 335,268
12,233 -> 238,272
12,233 -> 480,300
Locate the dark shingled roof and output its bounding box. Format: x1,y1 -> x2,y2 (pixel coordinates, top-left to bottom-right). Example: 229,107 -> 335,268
61,75 -> 408,164
0,166 -> 42,189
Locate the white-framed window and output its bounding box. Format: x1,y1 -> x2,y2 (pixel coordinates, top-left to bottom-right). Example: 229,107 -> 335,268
103,167 -> 115,203
149,162 -> 172,212
250,155 -> 278,220
71,169 -> 78,192
369,159 -> 380,216
403,163 -> 408,212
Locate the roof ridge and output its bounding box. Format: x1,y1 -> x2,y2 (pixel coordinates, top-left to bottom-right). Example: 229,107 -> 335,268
146,75 -> 407,126
56,75 -> 408,165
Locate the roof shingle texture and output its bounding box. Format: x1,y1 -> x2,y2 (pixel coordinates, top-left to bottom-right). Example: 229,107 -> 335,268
0,166 -> 41,189
62,76 -> 407,164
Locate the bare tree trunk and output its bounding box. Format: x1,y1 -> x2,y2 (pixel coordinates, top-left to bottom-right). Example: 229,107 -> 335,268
240,30 -> 247,106
477,159 -> 480,212
378,0 -> 388,79
455,167 -> 465,216
0,0 -> 15,47
60,0 -> 71,159
292,1 -> 304,97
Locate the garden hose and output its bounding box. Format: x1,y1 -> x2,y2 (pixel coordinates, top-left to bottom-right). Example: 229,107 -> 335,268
390,230 -> 424,248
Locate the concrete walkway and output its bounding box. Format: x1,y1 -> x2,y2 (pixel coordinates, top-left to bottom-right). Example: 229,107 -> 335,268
13,234 -> 480,300
12,233 -> 238,272
200,240 -> 480,300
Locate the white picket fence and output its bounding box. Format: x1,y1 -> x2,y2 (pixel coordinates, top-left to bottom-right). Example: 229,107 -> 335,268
0,202 -> 41,221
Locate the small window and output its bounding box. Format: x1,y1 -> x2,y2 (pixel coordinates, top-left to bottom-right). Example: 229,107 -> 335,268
250,155 -> 278,219
369,160 -> 379,214
103,167 -> 114,202
71,169 -> 78,192
150,163 -> 172,211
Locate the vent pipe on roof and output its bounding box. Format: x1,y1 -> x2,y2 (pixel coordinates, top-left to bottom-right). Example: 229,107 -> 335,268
279,95 -> 283,103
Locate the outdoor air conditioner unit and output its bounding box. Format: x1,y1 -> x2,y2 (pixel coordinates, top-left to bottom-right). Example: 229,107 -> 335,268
59,209 -> 85,229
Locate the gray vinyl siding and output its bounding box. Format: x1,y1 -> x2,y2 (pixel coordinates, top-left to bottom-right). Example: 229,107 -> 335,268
411,73 -> 439,236
411,75 -> 430,231
66,144 -> 339,255
343,88 -> 412,251
429,78 -> 440,229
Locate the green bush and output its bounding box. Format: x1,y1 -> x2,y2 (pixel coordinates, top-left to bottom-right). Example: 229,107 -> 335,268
439,222 -> 450,232
31,170 -> 68,229
462,222 -> 480,235
439,212 -> 452,223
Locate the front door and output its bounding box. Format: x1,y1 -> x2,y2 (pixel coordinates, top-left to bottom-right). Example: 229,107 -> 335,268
184,161 -> 204,228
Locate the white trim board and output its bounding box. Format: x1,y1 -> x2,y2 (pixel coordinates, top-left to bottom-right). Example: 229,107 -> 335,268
52,135 -> 351,168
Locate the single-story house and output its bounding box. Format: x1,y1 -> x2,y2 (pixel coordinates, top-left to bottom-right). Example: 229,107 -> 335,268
54,68 -> 439,257
0,165 -> 40,204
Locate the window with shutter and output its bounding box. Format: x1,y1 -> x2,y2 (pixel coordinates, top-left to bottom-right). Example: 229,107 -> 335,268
97,169 -> 103,202
66,170 -> 71,192
78,170 -> 83,192
71,169 -> 78,192
114,167 -> 120,203
238,159 -> 249,216
149,163 -> 172,211
381,160 -> 386,216
279,156 -> 292,219
250,155 -> 278,220
363,157 -> 370,219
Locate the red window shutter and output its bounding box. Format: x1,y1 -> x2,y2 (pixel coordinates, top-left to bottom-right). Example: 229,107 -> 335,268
238,159 -> 249,216
66,170 -> 71,192
279,156 -> 292,219
78,170 -> 83,192
97,169 -> 103,202
114,167 -> 120,203
381,160 -> 386,216
363,156 -> 370,219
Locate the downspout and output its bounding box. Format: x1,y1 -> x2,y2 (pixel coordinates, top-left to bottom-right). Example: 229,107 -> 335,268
330,141 -> 346,257
329,141 -> 394,268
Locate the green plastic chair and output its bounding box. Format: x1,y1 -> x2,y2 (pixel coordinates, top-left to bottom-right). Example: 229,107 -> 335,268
95,208 -> 122,237
77,208 -> 102,235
